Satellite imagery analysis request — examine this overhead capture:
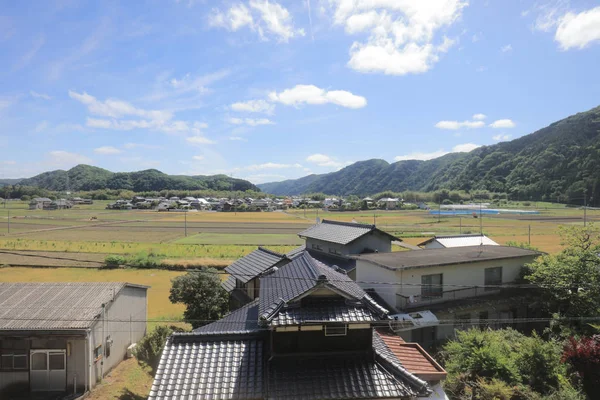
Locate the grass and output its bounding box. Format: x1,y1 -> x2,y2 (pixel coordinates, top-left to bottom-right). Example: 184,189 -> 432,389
0,238 -> 296,259
173,232 -> 303,245
87,357 -> 152,400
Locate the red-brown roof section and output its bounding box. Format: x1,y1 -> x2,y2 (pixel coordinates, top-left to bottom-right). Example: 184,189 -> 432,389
377,330 -> 447,382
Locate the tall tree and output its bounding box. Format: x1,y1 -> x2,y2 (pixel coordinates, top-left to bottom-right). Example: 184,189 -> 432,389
169,269 -> 229,329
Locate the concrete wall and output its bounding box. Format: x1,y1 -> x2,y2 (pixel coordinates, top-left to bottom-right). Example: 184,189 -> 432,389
89,285 -> 147,387
355,259 -> 398,308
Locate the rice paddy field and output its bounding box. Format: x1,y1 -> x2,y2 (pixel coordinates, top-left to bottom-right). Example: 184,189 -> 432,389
1,199 -> 599,328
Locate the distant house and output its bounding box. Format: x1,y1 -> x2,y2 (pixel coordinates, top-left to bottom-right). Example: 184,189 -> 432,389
45,199 -> 73,210
0,282 -> 148,397
28,198 -> 52,210
150,251 -> 441,400
222,247 -> 290,308
294,219 -> 401,278
355,246 -> 541,348
418,234 -> 499,249
378,197 -> 402,210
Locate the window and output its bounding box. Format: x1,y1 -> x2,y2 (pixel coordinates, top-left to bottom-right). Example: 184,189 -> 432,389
324,324 -> 347,336
328,248 -> 341,255
1,351 -> 27,370
484,267 -> 503,290
31,352 -> 47,371
311,244 -> 323,251
421,274 -> 443,298
93,345 -> 103,362
49,352 -> 65,370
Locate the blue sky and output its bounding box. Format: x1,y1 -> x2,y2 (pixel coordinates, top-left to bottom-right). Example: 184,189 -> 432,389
1,0 -> 600,183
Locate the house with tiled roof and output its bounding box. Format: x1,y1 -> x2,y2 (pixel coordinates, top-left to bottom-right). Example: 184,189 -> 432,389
150,251 -> 445,400
292,219 -> 401,279
221,247 -> 291,307
417,233 -> 499,249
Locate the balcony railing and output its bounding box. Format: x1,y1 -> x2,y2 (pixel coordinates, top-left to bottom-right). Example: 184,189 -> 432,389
396,285 -> 503,310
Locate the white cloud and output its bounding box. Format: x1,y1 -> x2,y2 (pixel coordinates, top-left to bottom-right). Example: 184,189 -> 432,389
229,117 -> 274,126
239,162 -> 303,171
555,6 -> 600,50
452,143 -> 480,152
70,90 -> 172,121
269,85 -> 367,109
394,150 -> 448,161
472,113 -> 487,120
228,136 -> 248,141
489,119 -> 516,128
330,0 -> 467,75
394,143 -> 480,161
305,153 -> 344,168
532,0 -> 569,32
94,146 -> 122,155
186,136 -> 217,145
30,91 -> 52,100
230,99 -> 275,114
209,0 -> 304,42
123,143 -> 160,150
501,44 -> 513,52
47,150 -> 92,167
472,32 -> 483,42
493,134 -> 512,142
192,155 -> 205,161
435,120 -> 485,130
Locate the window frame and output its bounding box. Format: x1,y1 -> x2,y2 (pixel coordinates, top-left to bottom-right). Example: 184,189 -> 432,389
421,273 -> 443,298
0,350 -> 28,371
484,266 -> 503,291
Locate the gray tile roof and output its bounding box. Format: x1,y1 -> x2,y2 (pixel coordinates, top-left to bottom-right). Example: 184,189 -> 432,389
269,298 -> 379,327
267,351 -> 427,399
149,335 -> 264,400
298,219 -> 400,245
356,245 -> 541,270
221,275 -> 236,292
0,282 -> 138,330
307,249 -> 357,273
258,251 -> 368,320
225,247 -> 288,284
193,299 -> 261,335
285,245 -> 305,258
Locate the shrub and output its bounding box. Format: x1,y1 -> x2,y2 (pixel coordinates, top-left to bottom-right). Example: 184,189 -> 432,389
134,325 -> 185,373
104,254 -> 126,267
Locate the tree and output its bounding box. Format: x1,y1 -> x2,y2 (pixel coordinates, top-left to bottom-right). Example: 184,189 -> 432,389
169,269 -> 229,329
442,328 -> 578,399
563,335 -> 600,399
525,224 -> 600,335
134,325 -> 185,373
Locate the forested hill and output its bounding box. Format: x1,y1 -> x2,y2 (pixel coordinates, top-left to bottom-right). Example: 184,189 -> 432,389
14,165 -> 259,192
259,105 -> 600,204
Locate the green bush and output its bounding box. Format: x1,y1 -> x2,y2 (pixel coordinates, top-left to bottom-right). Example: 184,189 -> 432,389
134,325 -> 185,373
126,251 -> 163,269
104,254 -> 126,267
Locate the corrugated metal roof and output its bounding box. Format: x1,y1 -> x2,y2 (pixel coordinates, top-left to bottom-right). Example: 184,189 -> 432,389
0,282 -> 129,330
418,234 -> 499,248
356,245 -> 541,270
298,219 -> 400,245
225,247 -> 287,284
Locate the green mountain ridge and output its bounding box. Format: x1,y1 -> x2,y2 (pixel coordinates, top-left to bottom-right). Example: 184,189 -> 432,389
258,105 -> 600,204
9,165 -> 259,192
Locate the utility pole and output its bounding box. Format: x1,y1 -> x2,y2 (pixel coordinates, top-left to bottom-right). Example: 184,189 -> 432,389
7,209 -> 9,234
528,225 -> 531,245
584,189 -> 587,227
479,201 -> 483,235
184,211 -> 187,237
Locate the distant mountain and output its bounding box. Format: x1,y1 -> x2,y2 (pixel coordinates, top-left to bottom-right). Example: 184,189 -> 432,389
259,105 -> 600,204
0,178 -> 23,187
15,164 -> 260,192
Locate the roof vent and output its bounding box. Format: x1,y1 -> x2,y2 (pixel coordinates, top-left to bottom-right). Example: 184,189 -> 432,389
317,274 -> 327,282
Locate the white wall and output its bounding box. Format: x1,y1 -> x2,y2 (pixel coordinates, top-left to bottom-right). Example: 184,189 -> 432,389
422,241 -> 444,249
355,259 -> 398,308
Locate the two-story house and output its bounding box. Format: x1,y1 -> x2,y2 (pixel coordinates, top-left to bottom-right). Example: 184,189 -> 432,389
221,247 -> 290,308
355,245 -> 541,348
293,219 -> 401,279
150,251 -> 446,400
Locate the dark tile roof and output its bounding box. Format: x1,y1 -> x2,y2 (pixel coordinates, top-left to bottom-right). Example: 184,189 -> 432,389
285,245 -> 306,258
149,335 -> 264,400
225,247 -> 287,284
193,299 -> 261,335
258,251 -> 368,320
298,219 -> 400,245
221,275 -> 236,292
355,245 -> 541,270
267,350 -> 429,399
0,282 -> 147,330
269,298 -> 380,327
307,249 -> 357,272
